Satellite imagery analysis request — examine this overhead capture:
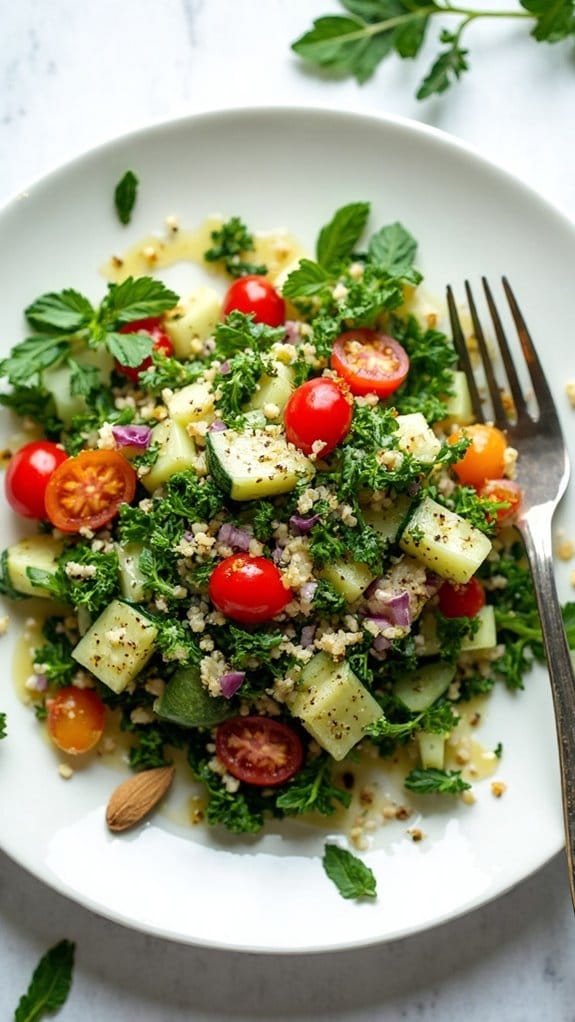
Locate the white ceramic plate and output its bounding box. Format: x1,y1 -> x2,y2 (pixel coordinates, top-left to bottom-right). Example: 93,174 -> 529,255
1,107 -> 573,953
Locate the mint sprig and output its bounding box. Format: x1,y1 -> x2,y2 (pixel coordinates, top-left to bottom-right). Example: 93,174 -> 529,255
14,939 -> 75,1022
322,843 -> 377,900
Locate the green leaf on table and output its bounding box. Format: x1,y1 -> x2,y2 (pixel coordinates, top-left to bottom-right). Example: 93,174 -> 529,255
368,221 -> 417,275
520,0 -> 575,43
317,201 -> 371,270
99,276 -> 179,328
25,290 -> 94,334
322,843 -> 377,900
404,767 -> 471,795
114,169 -> 139,225
416,33 -> 469,100
14,939 -> 75,1022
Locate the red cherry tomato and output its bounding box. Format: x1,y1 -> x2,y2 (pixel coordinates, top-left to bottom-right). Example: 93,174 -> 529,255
330,329 -> 409,397
479,478 -> 522,526
45,449 -> 137,533
5,441 -> 68,520
448,424 -> 507,487
284,377 -> 353,457
47,686 -> 106,755
438,577 -> 486,619
208,554 -> 292,624
116,317 -> 174,381
222,275 -> 285,327
216,715 -> 303,786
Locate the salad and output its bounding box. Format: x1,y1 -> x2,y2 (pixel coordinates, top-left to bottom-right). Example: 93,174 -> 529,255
0,200 -> 540,843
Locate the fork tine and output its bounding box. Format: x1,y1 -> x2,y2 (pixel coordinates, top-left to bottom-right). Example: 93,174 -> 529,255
482,278 -> 527,420
464,281 -> 508,428
446,285 -> 483,422
501,277 -> 557,417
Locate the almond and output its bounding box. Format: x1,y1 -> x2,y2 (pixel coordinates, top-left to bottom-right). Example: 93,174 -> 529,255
106,765 -> 175,832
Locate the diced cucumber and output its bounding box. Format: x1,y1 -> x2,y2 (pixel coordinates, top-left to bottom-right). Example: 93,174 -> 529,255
363,494 -> 412,543
415,613 -> 440,657
167,380 -> 215,428
5,535 -> 64,597
288,651 -> 382,761
165,286 -> 221,359
154,666 -> 232,728
442,371 -> 474,427
320,559 -> 375,603
72,599 -> 157,693
400,496 -> 492,583
142,418 -> 197,493
246,362 -> 295,414
461,604 -> 497,652
42,347 -> 114,425
206,428 -> 314,501
394,661 -> 456,713
418,731 -> 446,770
395,413 -> 441,464
117,542 -> 147,602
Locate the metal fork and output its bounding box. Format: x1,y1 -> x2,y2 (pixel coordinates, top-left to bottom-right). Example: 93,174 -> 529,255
447,277 -> 575,910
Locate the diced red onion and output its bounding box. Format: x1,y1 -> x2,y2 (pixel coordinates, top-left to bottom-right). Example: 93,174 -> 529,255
300,624 -> 316,648
289,513 -> 321,534
219,671 -> 245,699
219,360 -> 231,375
208,419 -> 228,433
111,424 -> 152,449
365,586 -> 411,628
272,545 -> 284,565
300,580 -> 318,603
27,673 -> 48,692
284,321 -> 300,344
364,615 -> 393,633
373,633 -> 392,652
217,523 -> 252,552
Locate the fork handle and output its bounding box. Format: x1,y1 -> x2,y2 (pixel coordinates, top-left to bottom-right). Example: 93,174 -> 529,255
521,508 -> 575,910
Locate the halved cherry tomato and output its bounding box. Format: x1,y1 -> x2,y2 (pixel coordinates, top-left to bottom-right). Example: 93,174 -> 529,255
47,686 -> 106,755
284,376 -> 353,457
222,275 -> 285,327
45,449 -> 137,533
438,577 -> 486,619
479,478 -> 522,526
330,329 -> 409,397
208,553 -> 292,624
5,441 -> 68,520
448,424 -> 507,488
116,317 -> 174,381
216,715 -> 303,786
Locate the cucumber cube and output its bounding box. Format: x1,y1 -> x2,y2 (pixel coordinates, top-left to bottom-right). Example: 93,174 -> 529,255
320,559 -> 375,603
167,380 -> 215,428
247,362 -> 295,414
6,535 -> 64,597
363,494 -> 412,543
461,604 -> 497,652
394,661 -> 455,713
418,731 -> 446,770
442,371 -> 474,427
288,651 -> 382,760
395,413 -> 441,464
165,286 -> 221,359
142,418 -> 197,493
72,599 -> 157,693
155,666 -> 231,727
117,542 -> 148,602
400,496 -> 492,583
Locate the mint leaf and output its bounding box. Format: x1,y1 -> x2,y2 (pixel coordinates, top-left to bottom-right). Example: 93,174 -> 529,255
404,767 -> 471,794
416,33 -> 469,100
14,939 -> 75,1022
282,258 -> 331,299
25,290 -> 94,334
105,330 -> 154,368
0,711 -> 6,738
99,276 -> 178,327
316,201 -> 370,270
68,358 -> 101,397
114,170 -> 139,225
368,221 -> 417,274
0,336 -> 69,386
322,843 -> 377,900
521,0 -> 575,42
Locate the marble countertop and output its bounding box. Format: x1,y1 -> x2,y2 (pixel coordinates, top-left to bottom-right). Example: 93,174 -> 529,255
2,1 -> 575,1018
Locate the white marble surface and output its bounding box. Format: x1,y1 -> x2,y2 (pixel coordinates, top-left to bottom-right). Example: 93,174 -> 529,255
2,0 -> 575,1018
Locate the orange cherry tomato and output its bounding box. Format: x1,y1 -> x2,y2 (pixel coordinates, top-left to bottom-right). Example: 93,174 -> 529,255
45,449 -> 137,533
438,577 -> 486,619
47,686 -> 106,755
479,478 -> 522,526
448,424 -> 507,487
330,329 -> 409,397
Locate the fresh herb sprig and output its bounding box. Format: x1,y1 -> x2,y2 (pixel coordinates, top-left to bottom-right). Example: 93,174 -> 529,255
292,2 -> 575,101
14,939 -> 75,1022
404,767 -> 471,794
322,843 -> 377,900
204,216 -> 268,278
114,170 -> 139,225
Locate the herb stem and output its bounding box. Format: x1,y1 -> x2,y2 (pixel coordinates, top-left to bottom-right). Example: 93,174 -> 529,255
323,4 -> 531,48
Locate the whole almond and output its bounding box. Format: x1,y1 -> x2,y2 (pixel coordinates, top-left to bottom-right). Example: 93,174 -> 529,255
106,765 -> 175,832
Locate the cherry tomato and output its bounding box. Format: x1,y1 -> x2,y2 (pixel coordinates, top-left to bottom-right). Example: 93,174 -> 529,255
208,553 -> 292,624
116,317 -> 174,381
330,329 -> 409,397
448,424 -> 507,487
438,577 -> 486,619
284,377 -> 353,457
479,478 -> 522,526
47,686 -> 106,755
222,275 -> 285,327
216,715 -> 304,786
5,441 -> 68,520
45,449 -> 137,533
